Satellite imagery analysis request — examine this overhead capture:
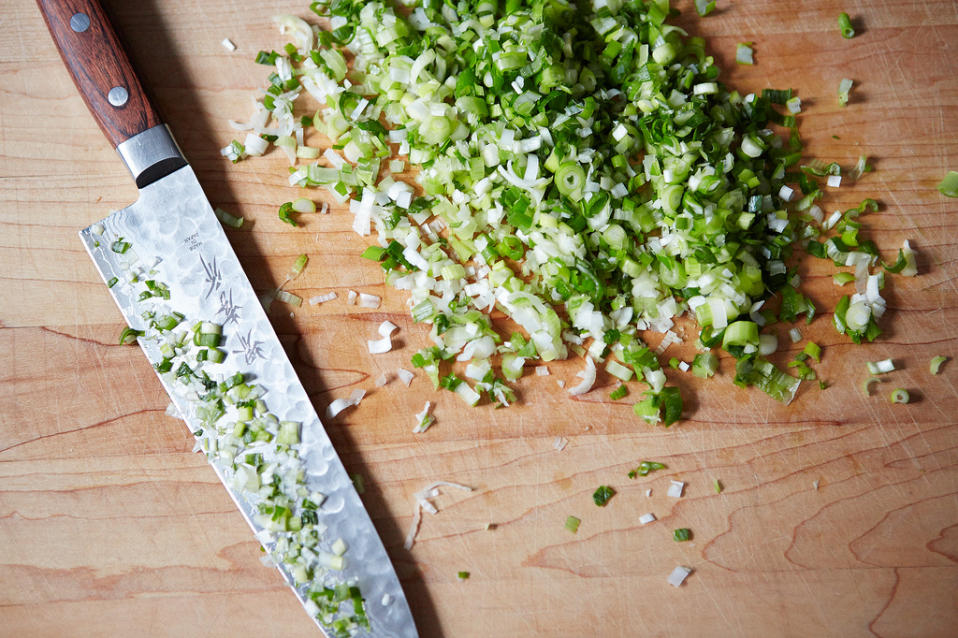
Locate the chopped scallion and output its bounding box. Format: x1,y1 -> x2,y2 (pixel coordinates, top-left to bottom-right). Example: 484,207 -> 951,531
930,355 -> 948,375
890,388 -> 910,404
938,171 -> 958,198
592,485 -> 616,507
838,12 -> 855,39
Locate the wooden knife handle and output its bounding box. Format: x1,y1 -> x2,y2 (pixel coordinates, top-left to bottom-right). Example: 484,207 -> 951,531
36,0 -> 162,148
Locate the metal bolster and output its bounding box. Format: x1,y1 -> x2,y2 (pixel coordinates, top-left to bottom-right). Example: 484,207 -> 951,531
116,124 -> 188,189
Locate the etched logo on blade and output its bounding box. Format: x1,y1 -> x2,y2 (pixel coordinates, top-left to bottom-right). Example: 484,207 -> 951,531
200,254 -> 222,298
217,289 -> 242,326
233,329 -> 265,365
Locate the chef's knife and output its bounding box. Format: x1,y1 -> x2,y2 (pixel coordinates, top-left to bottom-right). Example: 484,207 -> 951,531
37,1 -> 418,636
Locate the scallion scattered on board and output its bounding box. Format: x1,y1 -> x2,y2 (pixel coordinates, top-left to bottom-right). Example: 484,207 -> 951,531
593,486 -> 616,507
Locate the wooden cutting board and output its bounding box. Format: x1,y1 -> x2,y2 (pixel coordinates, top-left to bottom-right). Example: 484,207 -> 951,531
2,1 -> 957,636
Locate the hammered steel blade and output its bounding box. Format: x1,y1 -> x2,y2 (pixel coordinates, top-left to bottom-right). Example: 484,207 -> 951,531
79,165 -> 417,638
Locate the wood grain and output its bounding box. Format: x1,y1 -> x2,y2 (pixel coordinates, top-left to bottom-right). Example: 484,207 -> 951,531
2,1 -> 958,636
35,0 -> 163,149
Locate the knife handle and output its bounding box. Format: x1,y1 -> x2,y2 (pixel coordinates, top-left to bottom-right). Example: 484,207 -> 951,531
37,0 -> 186,187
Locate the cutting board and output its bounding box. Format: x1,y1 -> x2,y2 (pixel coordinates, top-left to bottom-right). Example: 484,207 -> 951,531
2,1 -> 957,636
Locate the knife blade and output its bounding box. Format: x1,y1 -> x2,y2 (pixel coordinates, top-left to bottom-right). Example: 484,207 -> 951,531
37,2 -> 418,636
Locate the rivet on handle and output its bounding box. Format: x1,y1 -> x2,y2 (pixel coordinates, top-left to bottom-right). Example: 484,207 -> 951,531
108,86 -> 129,107
69,12 -> 90,33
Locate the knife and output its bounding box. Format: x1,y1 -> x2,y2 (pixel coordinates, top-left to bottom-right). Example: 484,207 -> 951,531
36,1 -> 418,636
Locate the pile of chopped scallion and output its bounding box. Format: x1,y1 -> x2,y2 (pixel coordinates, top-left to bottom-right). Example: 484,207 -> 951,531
224,0 -> 915,426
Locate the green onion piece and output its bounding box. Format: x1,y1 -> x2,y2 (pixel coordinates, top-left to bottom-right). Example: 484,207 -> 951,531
609,385 -> 629,400
278,202 -> 298,226
111,237 -> 131,254
890,388 -> 910,404
351,474 -> 365,494
833,272 -> 855,286
214,207 -> 245,228
862,376 -> 881,396
634,387 -> 684,426
882,248 -> 909,274
803,342 -> 822,363
838,78 -> 854,106
722,321 -> 759,348
692,353 -> 719,378
592,485 -> 616,507
628,461 -> 667,479
291,253 -> 308,275
565,515 -> 581,533
276,290 -> 302,307
107,277 -> 119,288
736,42 -> 754,65
673,528 -> 692,542
938,172 -> 958,198
694,0 -> 716,16
456,571 -> 470,580
930,355 -> 948,375
361,245 -> 387,261
838,12 -> 855,39
118,326 -> 143,345
713,479 -> 723,494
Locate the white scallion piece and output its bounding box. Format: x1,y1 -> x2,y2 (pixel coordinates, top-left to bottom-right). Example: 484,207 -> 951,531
397,368 -> 414,386
347,290 -> 358,305
899,240 -> 918,277
404,481 -> 474,550
678,361 -> 690,372
778,185 -> 794,202
639,513 -> 656,525
552,436 -> 568,451
567,356 -> 597,396
866,358 -> 896,374
359,293 -> 381,308
645,489 -> 652,498
309,292 -> 337,305
348,388 -> 365,406
668,565 -> 693,587
758,334 -> 778,356
789,328 -> 802,343
379,321 -> 398,337
824,210 -> 842,230
375,373 -> 389,387
331,538 -> 348,556
413,401 -> 434,433
275,290 -> 302,307
368,335 -> 392,354
667,480 -> 685,498
244,132 -> 269,156
221,38 -> 236,52
326,397 -> 355,418
536,366 -> 550,376
826,174 -> 842,188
